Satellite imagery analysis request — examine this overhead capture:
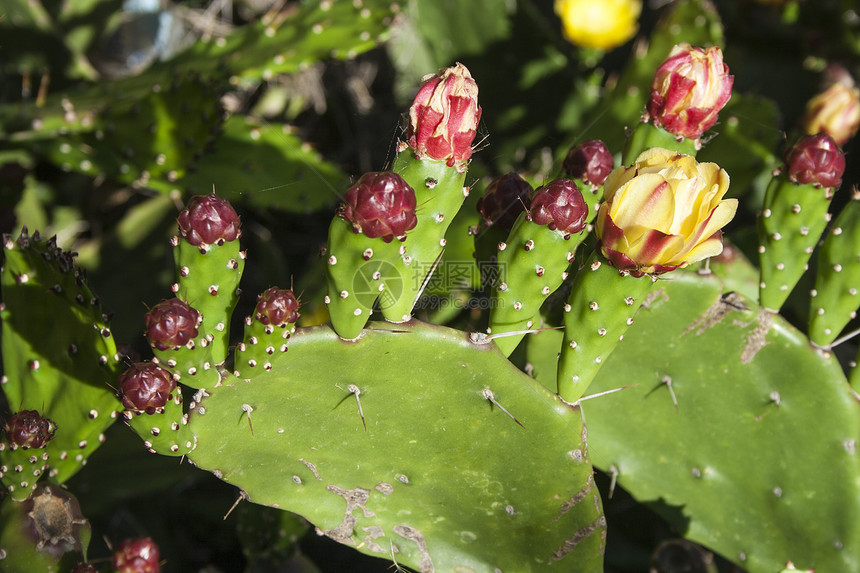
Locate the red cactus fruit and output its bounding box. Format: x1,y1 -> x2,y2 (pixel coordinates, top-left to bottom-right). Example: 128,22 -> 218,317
117,363 -> 177,414
255,287 -> 301,326
340,172 -> 418,242
784,133 -> 846,189
562,140 -> 614,187
530,179 -> 589,237
3,410 -> 57,449
477,173 -> 533,230
112,537 -> 161,573
144,298 -> 199,351
177,193 -> 241,246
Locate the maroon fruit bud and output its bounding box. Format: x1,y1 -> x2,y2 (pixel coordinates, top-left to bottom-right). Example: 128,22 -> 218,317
144,298 -> 199,350
112,537 -> 161,573
530,179 -> 588,237
785,133 -> 846,189
117,363 -> 176,414
340,172 -> 418,242
177,193 -> 241,246
476,173 -> 533,230
255,287 -> 301,326
562,140 -> 614,187
70,564 -> 98,573
4,410 -> 57,449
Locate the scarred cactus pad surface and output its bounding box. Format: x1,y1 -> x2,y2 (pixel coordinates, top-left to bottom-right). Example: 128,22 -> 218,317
187,321 -> 606,572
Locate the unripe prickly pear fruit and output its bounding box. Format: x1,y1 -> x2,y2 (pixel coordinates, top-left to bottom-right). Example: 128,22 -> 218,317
255,287 -> 301,326
3,410 -> 57,449
112,537 -> 161,573
144,299 -> 200,351
530,179 -> 589,237
562,140 -> 614,187
177,193 -> 241,247
477,173 -> 532,230
784,133 -> 845,189
340,172 -> 418,243
117,363 -> 177,414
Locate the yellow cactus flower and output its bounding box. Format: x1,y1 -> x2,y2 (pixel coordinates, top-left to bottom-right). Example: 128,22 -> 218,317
595,148 -> 737,276
554,0 -> 642,51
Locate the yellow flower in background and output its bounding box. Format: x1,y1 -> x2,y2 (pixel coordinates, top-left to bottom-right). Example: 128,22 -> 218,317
595,148 -> 737,276
801,79 -> 860,147
554,0 -> 642,51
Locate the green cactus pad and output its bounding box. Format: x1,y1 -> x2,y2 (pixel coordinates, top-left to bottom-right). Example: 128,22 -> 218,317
233,315 -> 296,380
181,115 -> 348,213
808,193 -> 860,347
578,271 -> 860,572
122,384 -> 195,457
30,74 -> 224,196
166,0 -> 398,83
171,234 -> 246,374
558,251 -> 656,403
758,174 -> 833,312
383,151 -> 470,323
324,216 -> 407,340
489,213 -> 588,356
0,230 -> 122,495
186,321 -> 606,572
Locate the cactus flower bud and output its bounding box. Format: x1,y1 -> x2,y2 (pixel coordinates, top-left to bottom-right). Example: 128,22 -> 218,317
801,76 -> 860,146
477,173 -> 533,230
562,140 -> 615,186
255,287 -> 301,326
144,298 -> 200,350
70,564 -> 98,573
3,410 -> 57,449
177,193 -> 241,246
529,179 -> 588,237
784,133 -> 845,189
596,148 -> 737,276
340,172 -> 418,242
112,537 -> 161,573
407,63 -> 481,166
117,363 -> 177,414
554,0 -> 641,51
646,43 -> 734,140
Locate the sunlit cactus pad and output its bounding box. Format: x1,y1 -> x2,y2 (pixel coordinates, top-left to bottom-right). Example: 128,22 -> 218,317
0,231 -> 122,494
186,320 -> 606,572
575,272 -> 860,573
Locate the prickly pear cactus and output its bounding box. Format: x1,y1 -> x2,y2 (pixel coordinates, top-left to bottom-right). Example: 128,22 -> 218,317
190,320 -> 606,572
105,180 -> 606,571
0,230 -> 122,497
808,189 -> 860,348
543,271 -> 860,572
